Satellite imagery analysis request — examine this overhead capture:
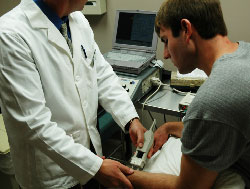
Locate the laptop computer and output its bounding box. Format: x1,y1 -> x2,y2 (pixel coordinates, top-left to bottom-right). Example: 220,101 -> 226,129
104,10 -> 158,75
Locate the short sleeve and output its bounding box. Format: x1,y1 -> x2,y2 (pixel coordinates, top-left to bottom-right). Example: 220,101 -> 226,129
181,119 -> 247,172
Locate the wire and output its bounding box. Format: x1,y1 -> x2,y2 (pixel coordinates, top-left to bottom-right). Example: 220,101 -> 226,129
141,83 -> 162,124
140,77 -> 195,124
161,82 -> 191,95
144,82 -> 189,106
147,110 -> 154,121
149,119 -> 157,132
143,83 -> 162,110
164,114 -> 167,123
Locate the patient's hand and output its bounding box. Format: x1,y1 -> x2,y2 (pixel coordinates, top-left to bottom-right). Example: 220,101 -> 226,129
148,122 -> 183,158
148,123 -> 170,158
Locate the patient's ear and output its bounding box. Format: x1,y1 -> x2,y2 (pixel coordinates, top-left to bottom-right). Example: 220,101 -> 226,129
180,19 -> 192,43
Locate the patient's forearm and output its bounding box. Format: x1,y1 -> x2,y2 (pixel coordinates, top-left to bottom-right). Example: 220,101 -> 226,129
127,170 -> 178,189
166,122 -> 183,138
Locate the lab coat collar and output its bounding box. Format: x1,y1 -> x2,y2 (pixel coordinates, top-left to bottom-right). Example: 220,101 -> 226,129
22,0 -> 49,29
22,0 -> 73,59
33,0 -> 66,31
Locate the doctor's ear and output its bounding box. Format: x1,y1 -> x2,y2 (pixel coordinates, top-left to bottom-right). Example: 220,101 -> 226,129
180,19 -> 192,42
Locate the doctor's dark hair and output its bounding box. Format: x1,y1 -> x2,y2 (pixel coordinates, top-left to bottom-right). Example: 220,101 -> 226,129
155,0 -> 228,39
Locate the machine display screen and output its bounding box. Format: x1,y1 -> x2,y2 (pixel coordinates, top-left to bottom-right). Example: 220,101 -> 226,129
115,12 -> 156,47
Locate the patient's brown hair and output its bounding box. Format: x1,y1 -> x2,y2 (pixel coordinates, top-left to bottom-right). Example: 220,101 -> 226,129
155,0 -> 228,39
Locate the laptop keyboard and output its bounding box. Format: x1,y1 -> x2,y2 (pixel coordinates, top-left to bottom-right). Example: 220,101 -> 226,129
106,52 -> 148,62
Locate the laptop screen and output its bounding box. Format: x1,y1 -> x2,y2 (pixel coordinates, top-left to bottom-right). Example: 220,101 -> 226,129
112,10 -> 158,51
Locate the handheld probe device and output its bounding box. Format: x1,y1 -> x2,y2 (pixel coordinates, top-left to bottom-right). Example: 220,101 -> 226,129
130,119 -> 156,170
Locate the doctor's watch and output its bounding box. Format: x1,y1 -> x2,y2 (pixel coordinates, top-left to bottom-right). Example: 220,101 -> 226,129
125,117 -> 139,131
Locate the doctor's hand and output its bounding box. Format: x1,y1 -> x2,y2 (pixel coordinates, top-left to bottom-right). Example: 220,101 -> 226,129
148,121 -> 184,158
94,159 -> 134,189
129,118 -> 147,148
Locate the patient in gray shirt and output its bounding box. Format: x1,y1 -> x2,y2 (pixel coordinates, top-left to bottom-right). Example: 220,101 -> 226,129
182,41 -> 250,187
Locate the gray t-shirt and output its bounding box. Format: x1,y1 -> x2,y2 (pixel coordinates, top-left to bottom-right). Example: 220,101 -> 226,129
181,41 -> 250,186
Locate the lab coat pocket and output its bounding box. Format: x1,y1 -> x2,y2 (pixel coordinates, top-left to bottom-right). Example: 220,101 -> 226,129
90,57 -> 94,68
82,54 -> 97,89
86,50 -> 95,68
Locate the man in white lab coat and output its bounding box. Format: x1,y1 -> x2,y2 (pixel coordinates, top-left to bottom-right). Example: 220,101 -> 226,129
0,0 -> 146,188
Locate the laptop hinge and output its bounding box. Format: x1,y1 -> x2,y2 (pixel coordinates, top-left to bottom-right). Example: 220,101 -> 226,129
146,50 -> 155,54
113,47 -> 121,50
113,47 -> 155,53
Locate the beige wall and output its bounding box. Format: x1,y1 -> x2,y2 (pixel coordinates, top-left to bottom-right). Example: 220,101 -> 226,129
221,0 -> 250,43
1,0 -> 250,71
0,0 -> 20,16
86,0 -> 250,71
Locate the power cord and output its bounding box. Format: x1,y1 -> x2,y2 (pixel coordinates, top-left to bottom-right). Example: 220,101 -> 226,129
141,77 -> 162,124
141,77 -> 195,124
151,77 -> 195,95
150,77 -> 162,87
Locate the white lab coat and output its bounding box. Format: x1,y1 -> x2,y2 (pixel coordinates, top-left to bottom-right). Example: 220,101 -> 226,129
0,0 -> 138,188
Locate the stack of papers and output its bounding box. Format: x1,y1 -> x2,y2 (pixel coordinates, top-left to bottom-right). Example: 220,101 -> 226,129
176,68 -> 207,79
171,69 -> 207,89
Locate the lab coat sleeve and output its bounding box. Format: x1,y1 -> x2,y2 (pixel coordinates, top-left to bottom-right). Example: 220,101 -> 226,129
94,42 -> 139,130
0,32 -> 102,183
